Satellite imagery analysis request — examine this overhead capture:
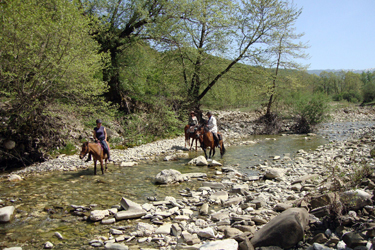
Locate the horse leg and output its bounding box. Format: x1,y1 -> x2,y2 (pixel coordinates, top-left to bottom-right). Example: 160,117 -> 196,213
100,159 -> 104,174
194,138 -> 198,151
211,146 -> 215,158
94,160 -> 97,175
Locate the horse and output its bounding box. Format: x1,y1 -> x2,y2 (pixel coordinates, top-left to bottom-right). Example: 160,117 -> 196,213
196,125 -> 225,159
184,124 -> 199,151
79,142 -> 109,175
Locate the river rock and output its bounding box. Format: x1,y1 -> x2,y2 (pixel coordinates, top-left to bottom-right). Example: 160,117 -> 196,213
341,189 -> 372,210
342,232 -> 367,248
115,198 -> 146,220
202,181 -> 225,189
0,206 -> 15,222
224,227 -> 244,238
208,160 -> 222,166
197,227 -> 216,238
3,248 -> 22,250
155,169 -> 184,184
90,210 -> 109,221
164,155 -> 178,161
155,223 -> 172,234
200,239 -> 238,250
104,242 -> 129,250
181,231 -> 200,245
44,241 -> 53,249
188,156 -> 208,166
210,191 -> 228,203
8,174 -> 22,182
200,203 -> 209,215
120,162 -> 138,167
251,208 -> 309,249
264,168 -> 286,179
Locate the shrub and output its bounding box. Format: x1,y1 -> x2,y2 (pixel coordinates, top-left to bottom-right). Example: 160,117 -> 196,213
342,91 -> 361,103
289,92 -> 330,133
362,82 -> 375,103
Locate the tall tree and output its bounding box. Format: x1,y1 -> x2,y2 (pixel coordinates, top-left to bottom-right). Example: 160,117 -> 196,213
164,0 -> 307,106
80,0 -> 169,112
262,10 -> 309,116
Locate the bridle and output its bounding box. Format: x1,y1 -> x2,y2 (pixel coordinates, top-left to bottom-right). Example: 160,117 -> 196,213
80,142 -> 90,158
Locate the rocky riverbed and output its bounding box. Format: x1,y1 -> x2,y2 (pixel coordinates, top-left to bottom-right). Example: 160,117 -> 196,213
2,105 -> 375,250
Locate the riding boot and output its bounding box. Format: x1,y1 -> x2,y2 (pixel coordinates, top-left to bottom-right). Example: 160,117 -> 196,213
107,151 -> 113,162
85,153 -> 92,162
214,133 -> 220,148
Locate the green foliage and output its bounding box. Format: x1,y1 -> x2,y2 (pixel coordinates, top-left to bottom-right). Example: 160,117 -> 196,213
123,99 -> 183,146
362,82 -> 375,103
288,92 -> 330,133
0,0 -> 110,165
58,142 -> 78,155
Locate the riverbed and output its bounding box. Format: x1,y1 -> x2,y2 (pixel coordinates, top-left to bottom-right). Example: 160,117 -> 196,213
1,118 -> 375,249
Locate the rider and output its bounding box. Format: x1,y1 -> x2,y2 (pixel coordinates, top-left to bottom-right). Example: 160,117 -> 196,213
206,111 -> 220,148
188,111 -> 198,127
86,119 -> 112,162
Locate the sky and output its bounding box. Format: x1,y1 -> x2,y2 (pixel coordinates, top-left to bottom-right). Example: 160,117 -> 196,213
294,0 -> 375,71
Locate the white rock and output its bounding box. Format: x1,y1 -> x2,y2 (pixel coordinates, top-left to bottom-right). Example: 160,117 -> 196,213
200,239 -> 238,250
44,241 -> 53,249
104,242 -> 128,250
0,206 -> 15,222
188,156 -> 208,166
120,162 -> 138,167
8,174 -> 22,182
197,227 -> 216,238
90,210 -> 109,221
155,223 -> 172,234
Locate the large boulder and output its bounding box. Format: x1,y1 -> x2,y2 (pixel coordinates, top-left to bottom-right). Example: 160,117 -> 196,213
155,169 -> 184,184
250,208 -> 309,249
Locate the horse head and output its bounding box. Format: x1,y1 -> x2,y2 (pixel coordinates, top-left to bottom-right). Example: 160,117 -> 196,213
79,142 -> 89,159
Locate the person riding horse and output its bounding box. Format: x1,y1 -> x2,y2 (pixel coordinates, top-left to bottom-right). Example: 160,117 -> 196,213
206,111 -> 220,148
86,119 -> 112,162
187,111 -> 198,132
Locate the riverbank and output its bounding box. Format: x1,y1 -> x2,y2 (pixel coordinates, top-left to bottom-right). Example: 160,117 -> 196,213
5,105 -> 375,177
2,105 -> 375,249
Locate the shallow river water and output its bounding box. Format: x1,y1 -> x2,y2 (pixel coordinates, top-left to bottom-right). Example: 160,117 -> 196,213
1,121 -> 374,249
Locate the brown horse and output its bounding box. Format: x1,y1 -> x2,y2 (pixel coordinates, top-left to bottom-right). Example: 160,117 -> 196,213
196,125 -> 225,159
184,125 -> 199,151
79,142 -> 109,175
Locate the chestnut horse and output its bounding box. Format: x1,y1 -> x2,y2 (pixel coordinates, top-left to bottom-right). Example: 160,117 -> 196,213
79,142 -> 109,175
196,125 -> 225,159
184,125 -> 198,151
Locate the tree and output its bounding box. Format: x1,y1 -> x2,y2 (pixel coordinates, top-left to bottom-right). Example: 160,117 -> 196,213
79,0 -> 170,113
164,0 -> 307,107
0,0 -> 107,163
262,8 -> 309,117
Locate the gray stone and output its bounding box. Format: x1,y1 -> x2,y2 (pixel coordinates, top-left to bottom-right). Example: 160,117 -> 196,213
341,189 -> 372,210
223,196 -> 243,207
202,181 -> 225,189
115,198 -> 146,220
342,232 -> 367,248
54,232 -> 63,240
90,210 -> 109,221
251,208 -> 309,249
208,160 -> 222,166
200,203 -> 209,215
110,228 -> 123,235
264,168 -> 286,179
104,243 -> 129,250
210,191 -> 228,203
224,227 -> 244,238
0,206 -> 15,222
8,174 -> 22,182
200,239 -> 238,250
120,162 -> 138,167
197,227 -> 216,238
181,231 -> 201,245
3,248 -> 22,250
188,156 -> 208,166
155,223 -> 172,234
273,203 -> 293,212
44,241 -> 53,249
155,169 -> 184,184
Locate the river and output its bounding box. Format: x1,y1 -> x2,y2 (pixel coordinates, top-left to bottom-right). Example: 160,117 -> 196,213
1,121 -> 374,249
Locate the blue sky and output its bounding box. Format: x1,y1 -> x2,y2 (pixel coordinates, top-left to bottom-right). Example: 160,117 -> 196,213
294,0 -> 375,70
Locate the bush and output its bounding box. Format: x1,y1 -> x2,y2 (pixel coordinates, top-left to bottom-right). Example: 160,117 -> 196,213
342,91 -> 362,103
289,92 -> 330,133
362,82 -> 375,103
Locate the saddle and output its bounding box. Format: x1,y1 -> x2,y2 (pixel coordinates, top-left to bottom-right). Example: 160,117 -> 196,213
189,126 -> 197,133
